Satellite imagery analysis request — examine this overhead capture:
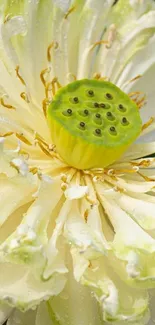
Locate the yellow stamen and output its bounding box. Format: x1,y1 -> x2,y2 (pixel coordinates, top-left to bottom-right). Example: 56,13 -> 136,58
84,209 -> 89,223
128,91 -> 143,98
114,186 -> 125,193
123,75 -> 142,89
84,175 -> 97,205
47,41 -> 59,62
45,82 -> 53,98
142,117 -> 154,131
61,173 -> 68,183
36,137 -> 59,159
64,6 -> 76,19
40,68 -> 51,86
20,92 -> 30,103
29,167 -> 38,175
106,168 -> 138,175
10,161 -> 20,173
137,171 -> 155,182
61,182 -> 68,191
45,77 -> 62,97
67,73 -> 77,82
93,73 -> 109,81
42,98 -> 50,117
93,73 -> 101,80
4,14 -> 12,23
131,159 -> 154,168
66,168 -> 77,183
0,131 -> 14,137
37,141 -> 53,157
136,95 -> 146,109
15,66 -> 26,85
128,91 -> 146,109
1,98 -> 16,110
16,133 -> 32,146
19,150 -> 29,159
90,40 -> 109,52
35,133 -> 50,148
129,75 -> 142,83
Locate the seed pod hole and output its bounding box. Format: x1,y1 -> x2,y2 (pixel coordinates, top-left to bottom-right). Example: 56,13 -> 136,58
105,93 -> 113,100
87,90 -> 94,97
71,97 -> 79,103
100,103 -> 106,108
84,109 -> 89,116
121,117 -> 129,126
63,109 -> 73,116
106,112 -> 115,121
94,102 -> 99,108
67,109 -> 72,114
118,104 -> 126,112
109,126 -> 117,135
79,121 -> 86,130
95,128 -> 102,136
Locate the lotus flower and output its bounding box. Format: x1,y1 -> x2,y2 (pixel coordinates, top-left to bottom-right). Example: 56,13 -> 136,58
0,0 -> 155,324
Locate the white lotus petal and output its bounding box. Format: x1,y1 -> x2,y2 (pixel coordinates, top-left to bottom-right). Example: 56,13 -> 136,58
53,0 -> 71,12
65,185 -> 88,200
0,303 -> 12,324
0,0 -> 154,323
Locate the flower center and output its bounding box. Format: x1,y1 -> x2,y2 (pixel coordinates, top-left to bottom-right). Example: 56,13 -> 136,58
47,79 -> 142,169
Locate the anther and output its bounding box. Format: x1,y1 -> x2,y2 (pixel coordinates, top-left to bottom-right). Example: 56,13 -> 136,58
105,93 -> 113,100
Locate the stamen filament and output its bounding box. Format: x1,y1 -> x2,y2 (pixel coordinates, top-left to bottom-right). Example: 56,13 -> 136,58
47,42 -> 58,62
1,98 -> 16,110
15,66 -> 26,85
64,6 -> 76,19
142,117 -> 154,131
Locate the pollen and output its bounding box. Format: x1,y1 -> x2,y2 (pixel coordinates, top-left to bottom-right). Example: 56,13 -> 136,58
47,79 -> 142,169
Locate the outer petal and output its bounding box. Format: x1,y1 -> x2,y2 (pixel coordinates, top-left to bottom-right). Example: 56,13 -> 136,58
0,303 -> 12,324
96,183 -> 155,287
71,248 -> 149,324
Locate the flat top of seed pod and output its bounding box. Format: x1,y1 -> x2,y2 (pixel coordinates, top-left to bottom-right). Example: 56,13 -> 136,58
47,79 -> 142,148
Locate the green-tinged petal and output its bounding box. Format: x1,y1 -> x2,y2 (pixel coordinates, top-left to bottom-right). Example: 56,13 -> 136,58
7,309 -> 36,325
0,262 -> 66,311
0,0 -> 154,324
0,303 -> 12,324
0,138 -> 69,312
96,184 -> 155,287
128,62 -> 155,142
49,256 -> 103,325
71,249 -> 149,324
93,1 -> 155,92
63,200 -> 110,259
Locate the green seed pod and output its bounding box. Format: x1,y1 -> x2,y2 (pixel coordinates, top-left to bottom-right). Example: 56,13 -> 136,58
47,79 -> 142,169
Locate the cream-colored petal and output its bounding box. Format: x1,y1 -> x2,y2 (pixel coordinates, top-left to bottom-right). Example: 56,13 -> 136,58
65,185 -> 88,200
